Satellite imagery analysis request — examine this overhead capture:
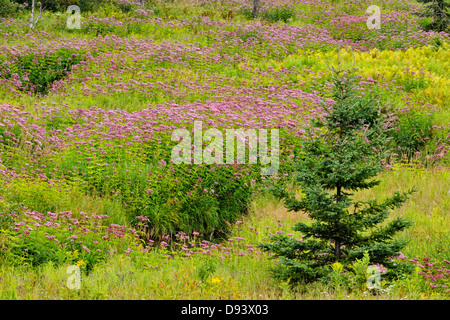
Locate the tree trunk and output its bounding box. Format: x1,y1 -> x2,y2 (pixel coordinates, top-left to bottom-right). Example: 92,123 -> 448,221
29,0 -> 44,29
334,185 -> 342,260
252,0 -> 260,19
29,0 -> 35,28
335,239 -> 340,260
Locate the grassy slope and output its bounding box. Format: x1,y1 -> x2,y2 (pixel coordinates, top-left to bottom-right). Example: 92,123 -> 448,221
0,0 -> 449,299
1,165 -> 448,300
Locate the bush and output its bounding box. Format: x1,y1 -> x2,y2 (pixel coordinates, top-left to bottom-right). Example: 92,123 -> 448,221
0,0 -> 16,17
261,7 -> 295,23
390,111 -> 434,160
55,133 -> 261,238
0,208 -> 142,271
239,5 -> 295,23
416,0 -> 450,32
0,47 -> 86,95
12,0 -> 95,12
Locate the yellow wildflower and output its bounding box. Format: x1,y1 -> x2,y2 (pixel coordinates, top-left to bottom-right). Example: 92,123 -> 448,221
76,260 -> 86,268
208,277 -> 223,284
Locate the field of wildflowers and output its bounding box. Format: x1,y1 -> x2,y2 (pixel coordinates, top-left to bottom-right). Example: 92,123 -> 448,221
0,0 -> 449,300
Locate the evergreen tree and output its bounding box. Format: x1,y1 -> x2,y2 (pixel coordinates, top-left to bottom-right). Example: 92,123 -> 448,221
416,0 -> 450,32
260,68 -> 415,283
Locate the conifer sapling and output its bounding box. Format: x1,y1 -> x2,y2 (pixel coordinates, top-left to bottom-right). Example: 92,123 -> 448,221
260,67 -> 415,283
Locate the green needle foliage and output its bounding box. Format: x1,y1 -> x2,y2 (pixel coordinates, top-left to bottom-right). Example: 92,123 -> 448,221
260,67 -> 416,284
0,0 -> 16,18
416,0 -> 450,32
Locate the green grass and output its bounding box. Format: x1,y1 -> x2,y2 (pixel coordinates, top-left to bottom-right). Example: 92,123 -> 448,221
0,0 -> 449,300
1,164 -> 449,299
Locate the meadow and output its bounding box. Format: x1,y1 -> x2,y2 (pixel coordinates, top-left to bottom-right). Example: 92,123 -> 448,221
0,0 -> 449,300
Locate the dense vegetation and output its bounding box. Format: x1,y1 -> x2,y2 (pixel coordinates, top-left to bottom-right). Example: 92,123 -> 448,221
260,68 -> 416,284
0,0 -> 449,300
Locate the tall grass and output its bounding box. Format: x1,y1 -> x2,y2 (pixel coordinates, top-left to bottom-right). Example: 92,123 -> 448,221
0,0 -> 449,300
1,164 -> 449,299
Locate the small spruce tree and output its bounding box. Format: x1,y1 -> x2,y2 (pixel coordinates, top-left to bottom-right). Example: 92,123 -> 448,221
416,0 -> 450,32
260,68 -> 415,283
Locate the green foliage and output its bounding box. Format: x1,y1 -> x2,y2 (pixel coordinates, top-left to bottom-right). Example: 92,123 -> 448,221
0,0 -> 16,17
54,133 -> 260,238
80,8 -> 149,36
402,72 -> 429,92
329,252 -> 373,294
329,261 -> 346,294
260,67 -> 415,284
239,7 -> 255,20
0,208 -> 142,272
0,123 -> 29,169
0,47 -> 86,95
2,179 -> 69,213
429,34 -> 446,51
240,5 -> 295,23
196,258 -> 217,282
93,2 -> 133,18
11,0 -> 137,13
262,7 -> 295,23
416,0 -> 450,31
0,122 -> 22,149
390,111 -> 434,159
350,251 -> 372,290
328,251 -> 396,294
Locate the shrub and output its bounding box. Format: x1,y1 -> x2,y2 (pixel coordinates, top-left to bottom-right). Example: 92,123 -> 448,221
261,7 -> 295,23
0,47 -> 86,95
390,111 -> 434,160
0,0 -> 16,17
55,133 -> 261,238
11,0 -> 124,13
239,2 -> 295,23
0,207 -> 143,271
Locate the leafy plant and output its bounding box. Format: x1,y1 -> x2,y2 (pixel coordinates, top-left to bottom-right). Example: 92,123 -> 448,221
197,258 -> 216,282
0,0 -> 16,17
261,7 -> 295,23
0,207 -> 143,272
390,111 -> 434,160
55,132 -> 260,238
0,47 -> 86,95
11,0 -> 132,13
402,72 -> 429,92
350,251 -> 372,290
329,261 -> 348,297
